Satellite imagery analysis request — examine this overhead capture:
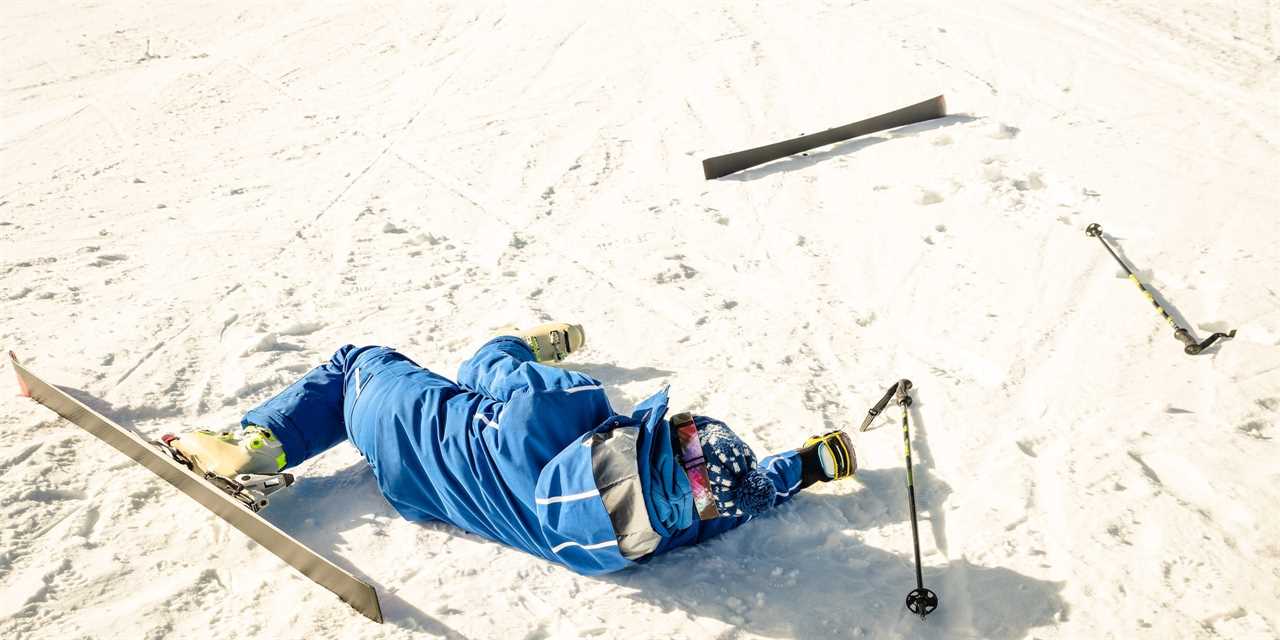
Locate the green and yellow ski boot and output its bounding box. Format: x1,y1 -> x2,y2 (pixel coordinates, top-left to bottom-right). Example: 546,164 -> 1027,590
165,426 -> 287,477
513,322 -> 585,363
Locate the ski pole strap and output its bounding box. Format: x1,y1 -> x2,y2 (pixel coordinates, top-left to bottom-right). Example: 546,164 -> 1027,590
860,379 -> 912,431
670,412 -> 721,520
859,382 -> 898,432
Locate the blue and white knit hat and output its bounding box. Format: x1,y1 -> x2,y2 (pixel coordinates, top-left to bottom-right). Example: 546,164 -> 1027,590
697,420 -> 777,517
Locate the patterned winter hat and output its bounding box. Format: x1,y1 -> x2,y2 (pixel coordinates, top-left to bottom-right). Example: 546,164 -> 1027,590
697,420 -> 777,517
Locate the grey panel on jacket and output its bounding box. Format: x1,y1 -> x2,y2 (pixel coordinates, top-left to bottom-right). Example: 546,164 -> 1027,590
590,426 -> 662,560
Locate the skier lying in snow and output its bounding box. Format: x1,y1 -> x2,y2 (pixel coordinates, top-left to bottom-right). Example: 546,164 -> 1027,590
168,324 -> 857,574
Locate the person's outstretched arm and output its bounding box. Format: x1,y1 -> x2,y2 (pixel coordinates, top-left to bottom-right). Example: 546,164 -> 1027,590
757,449 -> 808,507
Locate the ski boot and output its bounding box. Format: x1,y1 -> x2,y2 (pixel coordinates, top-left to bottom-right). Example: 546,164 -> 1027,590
158,426 -> 293,512
798,430 -> 856,487
513,322 -> 585,363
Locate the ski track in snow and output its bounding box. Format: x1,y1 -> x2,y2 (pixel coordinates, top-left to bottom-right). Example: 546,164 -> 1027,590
2,0 -> 1279,638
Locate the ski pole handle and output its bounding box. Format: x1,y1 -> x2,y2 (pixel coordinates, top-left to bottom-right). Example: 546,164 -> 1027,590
1180,329 -> 1237,355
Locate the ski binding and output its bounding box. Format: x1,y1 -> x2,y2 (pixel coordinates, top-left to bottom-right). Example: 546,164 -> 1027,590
157,434 -> 295,512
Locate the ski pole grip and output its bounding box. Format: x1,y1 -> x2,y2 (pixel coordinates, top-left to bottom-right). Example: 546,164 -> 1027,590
1185,329 -> 1237,355
894,379 -> 913,406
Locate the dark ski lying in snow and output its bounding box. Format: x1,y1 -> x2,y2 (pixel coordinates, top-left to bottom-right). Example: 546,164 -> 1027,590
701,95 -> 947,179
8,351 -> 384,623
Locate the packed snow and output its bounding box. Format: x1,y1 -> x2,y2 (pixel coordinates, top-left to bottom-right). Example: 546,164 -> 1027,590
3,1 -> 1278,638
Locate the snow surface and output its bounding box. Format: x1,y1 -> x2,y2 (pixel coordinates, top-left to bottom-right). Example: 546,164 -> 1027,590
2,1 -> 1278,638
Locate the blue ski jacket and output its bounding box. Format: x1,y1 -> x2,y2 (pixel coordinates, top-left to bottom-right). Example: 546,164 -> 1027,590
243,338 -> 804,575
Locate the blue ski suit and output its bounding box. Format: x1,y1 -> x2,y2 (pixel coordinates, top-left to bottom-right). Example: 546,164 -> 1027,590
242,337 -> 805,575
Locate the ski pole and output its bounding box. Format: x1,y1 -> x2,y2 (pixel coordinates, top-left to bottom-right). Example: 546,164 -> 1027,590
1085,223 -> 1235,355
860,379 -> 938,620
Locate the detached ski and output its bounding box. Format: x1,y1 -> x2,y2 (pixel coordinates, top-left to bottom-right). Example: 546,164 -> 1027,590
702,95 -> 947,179
8,351 -> 383,623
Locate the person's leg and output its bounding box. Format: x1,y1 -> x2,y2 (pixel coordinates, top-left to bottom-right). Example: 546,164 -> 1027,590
170,345 -> 388,475
457,334 -> 603,402
456,336 -> 537,401
240,344 -> 385,469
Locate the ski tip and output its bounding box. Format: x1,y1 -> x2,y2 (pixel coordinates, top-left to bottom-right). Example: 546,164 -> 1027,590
346,589 -> 384,623
936,94 -> 947,115
9,351 -> 31,398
